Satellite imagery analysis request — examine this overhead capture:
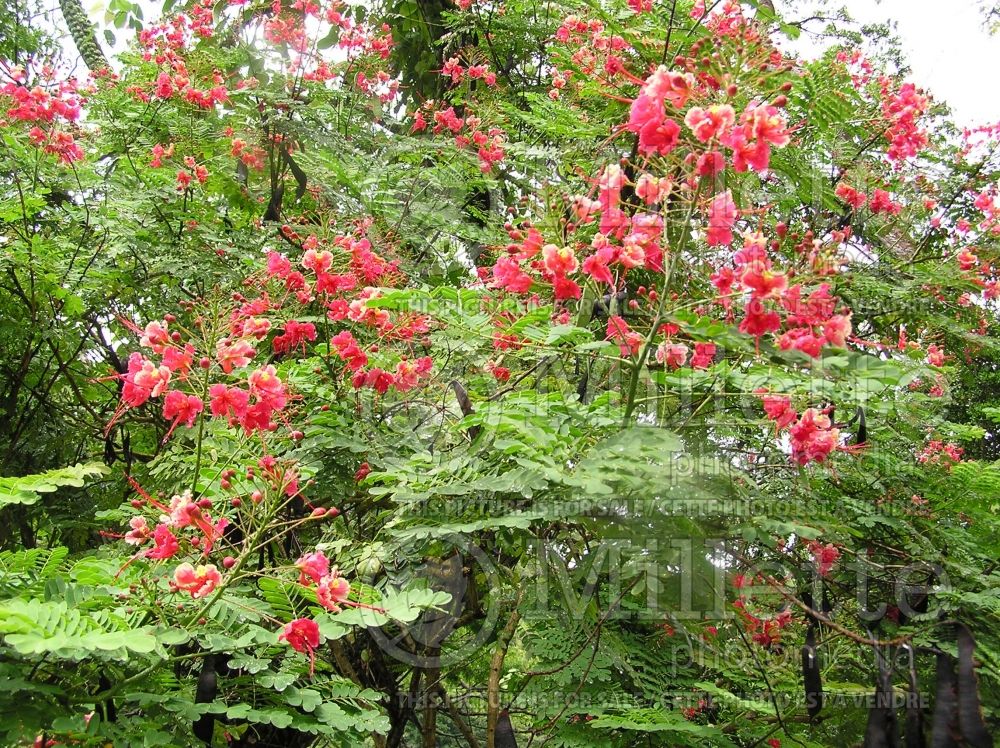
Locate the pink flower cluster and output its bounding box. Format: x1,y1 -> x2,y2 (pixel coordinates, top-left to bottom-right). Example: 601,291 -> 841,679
295,550 -> 352,612
757,392 -> 842,466
626,65 -> 790,172
879,79 -> 929,162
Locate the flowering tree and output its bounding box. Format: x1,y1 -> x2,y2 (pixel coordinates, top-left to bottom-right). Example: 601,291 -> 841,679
0,0 -> 999,746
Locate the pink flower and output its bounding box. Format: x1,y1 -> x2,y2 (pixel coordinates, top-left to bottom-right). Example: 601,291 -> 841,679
789,409 -> 839,465
696,150 -> 726,176
632,95 -> 684,155
394,357 -> 433,391
684,105 -> 736,142
162,390 -> 204,428
162,344 -> 194,373
926,344 -> 945,367
706,191 -> 738,246
139,321 -> 170,353
492,256 -> 533,293
248,366 -> 287,410
272,320 -> 318,355
266,251 -> 292,278
640,66 -> 694,108
655,342 -> 689,369
728,130 -> 772,172
216,339 -> 255,373
172,563 -> 222,598
123,353 -> 171,407
124,516 -> 151,545
209,384 -> 251,421
316,571 -> 351,611
302,248 -> 333,274
777,327 -> 825,358
582,246 -> 615,286
639,114 -> 682,156
869,189 -> 901,215
296,551 -> 330,585
635,174 -> 671,204
823,314 -> 852,347
541,244 -> 578,276
742,103 -> 790,147
956,248 -> 978,271
330,331 -> 369,371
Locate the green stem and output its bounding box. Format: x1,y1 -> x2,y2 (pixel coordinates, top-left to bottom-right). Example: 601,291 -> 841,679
621,194 -> 700,426
190,363 -> 212,495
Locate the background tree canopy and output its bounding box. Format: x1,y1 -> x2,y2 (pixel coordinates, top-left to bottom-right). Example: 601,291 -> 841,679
0,0 -> 999,746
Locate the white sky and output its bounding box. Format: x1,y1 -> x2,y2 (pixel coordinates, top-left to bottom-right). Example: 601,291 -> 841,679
790,0 -> 1000,127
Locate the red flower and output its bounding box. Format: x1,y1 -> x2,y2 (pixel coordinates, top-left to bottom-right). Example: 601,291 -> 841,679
691,342 -> 717,369
145,524 -> 180,560
606,316 -> 643,357
209,384 -> 251,421
272,320 -> 317,355
807,541 -> 840,577
279,618 -> 321,674
757,391 -> 797,430
869,188 -> 902,215
739,300 -> 781,340
279,618 -> 321,653
835,182 -> 867,210
492,256 -> 533,294
777,327 -> 825,358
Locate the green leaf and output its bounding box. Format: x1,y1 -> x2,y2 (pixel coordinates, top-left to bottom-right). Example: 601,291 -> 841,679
0,463 -> 108,507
